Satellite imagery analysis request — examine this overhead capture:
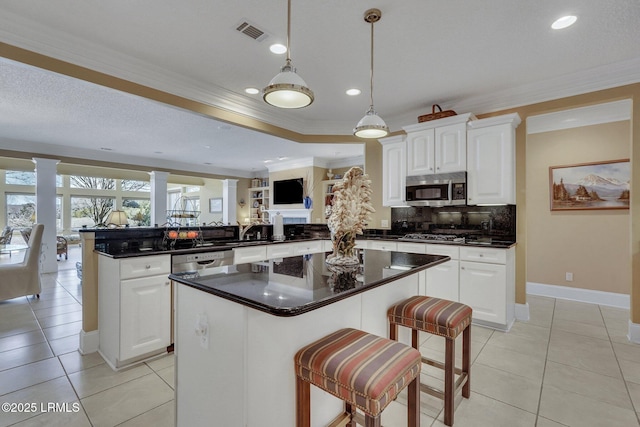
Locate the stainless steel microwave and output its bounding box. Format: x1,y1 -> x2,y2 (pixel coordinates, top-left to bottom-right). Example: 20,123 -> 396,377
405,172 -> 466,206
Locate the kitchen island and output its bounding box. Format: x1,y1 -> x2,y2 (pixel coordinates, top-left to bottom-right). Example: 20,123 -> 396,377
171,249 -> 449,427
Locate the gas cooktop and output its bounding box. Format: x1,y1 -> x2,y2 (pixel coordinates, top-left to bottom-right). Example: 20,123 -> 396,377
401,233 -> 465,243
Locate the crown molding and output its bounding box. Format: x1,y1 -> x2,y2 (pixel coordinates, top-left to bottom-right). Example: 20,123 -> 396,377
526,99 -> 632,135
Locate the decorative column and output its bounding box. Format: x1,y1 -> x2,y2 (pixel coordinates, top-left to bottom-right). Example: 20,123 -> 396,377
149,171 -> 169,226
32,157 -> 60,273
222,179 -> 238,225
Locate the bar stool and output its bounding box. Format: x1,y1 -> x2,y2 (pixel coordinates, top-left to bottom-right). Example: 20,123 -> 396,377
388,296 -> 472,426
294,328 -> 422,427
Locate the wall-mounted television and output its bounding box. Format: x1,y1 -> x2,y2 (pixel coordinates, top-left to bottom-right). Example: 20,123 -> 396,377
273,178 -> 304,205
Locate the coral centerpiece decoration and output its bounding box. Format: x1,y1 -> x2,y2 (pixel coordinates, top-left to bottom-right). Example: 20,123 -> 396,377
326,167 -> 375,266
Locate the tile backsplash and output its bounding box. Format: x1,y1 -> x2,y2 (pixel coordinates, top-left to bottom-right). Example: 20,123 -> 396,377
390,205 -> 516,241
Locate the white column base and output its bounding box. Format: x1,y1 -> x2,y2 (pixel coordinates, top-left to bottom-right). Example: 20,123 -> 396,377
515,302 -> 530,321
629,321 -> 640,344
79,329 -> 99,354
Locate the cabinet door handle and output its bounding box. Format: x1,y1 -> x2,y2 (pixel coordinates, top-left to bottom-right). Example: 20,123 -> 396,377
145,265 -> 151,269
165,281 -> 170,286
479,254 -> 484,257
461,266 -> 465,270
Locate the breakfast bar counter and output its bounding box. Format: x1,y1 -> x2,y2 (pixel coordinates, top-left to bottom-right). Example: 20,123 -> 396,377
171,249 -> 449,427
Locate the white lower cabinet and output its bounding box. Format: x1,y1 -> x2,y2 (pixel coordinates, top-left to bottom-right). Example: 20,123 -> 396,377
425,245 -> 460,301
459,246 -> 515,330
98,254 -> 171,369
120,274 -> 172,361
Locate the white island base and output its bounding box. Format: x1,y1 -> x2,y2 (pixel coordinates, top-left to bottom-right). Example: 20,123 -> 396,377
174,273 -> 420,427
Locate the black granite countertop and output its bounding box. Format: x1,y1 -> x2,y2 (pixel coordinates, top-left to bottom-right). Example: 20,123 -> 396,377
170,249 -> 449,317
95,236 -> 323,258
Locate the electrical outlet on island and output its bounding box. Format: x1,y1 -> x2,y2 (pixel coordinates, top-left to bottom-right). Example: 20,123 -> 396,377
381,219 -> 389,228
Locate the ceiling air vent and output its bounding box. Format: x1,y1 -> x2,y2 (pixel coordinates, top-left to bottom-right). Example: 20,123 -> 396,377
236,19 -> 269,42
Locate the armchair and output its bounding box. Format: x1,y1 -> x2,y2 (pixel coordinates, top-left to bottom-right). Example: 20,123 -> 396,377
0,224 -> 44,301
57,236 -> 68,260
0,226 -> 12,244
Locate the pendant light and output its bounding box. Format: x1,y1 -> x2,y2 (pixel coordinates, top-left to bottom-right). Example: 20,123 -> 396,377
354,8 -> 389,139
263,0 -> 314,109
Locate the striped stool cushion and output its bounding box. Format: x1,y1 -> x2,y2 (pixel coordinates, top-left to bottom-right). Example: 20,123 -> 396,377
388,296 -> 472,339
294,328 -> 421,417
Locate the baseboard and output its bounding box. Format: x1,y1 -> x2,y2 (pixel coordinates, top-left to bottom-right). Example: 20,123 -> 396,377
527,282 -> 630,309
79,329 -> 99,354
515,303 -> 530,321
629,321 -> 640,344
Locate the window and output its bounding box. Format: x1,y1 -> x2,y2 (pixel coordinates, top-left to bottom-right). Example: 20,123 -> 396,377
70,176 -> 115,190
6,171 -> 35,185
71,196 -> 114,227
122,180 -> 150,192
122,198 -> 151,226
5,171 -> 63,187
6,193 -> 35,228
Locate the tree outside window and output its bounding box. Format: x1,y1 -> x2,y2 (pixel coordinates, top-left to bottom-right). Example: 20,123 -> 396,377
6,194 -> 35,228
122,180 -> 150,192
71,196 -> 114,227
123,198 -> 151,226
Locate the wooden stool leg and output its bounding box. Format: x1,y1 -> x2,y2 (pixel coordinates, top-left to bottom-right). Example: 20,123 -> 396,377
407,376 -> 420,427
411,328 -> 419,349
364,414 -> 381,427
389,322 -> 398,341
296,376 -> 310,427
444,338 -> 454,426
345,403 -> 356,427
462,325 -> 471,398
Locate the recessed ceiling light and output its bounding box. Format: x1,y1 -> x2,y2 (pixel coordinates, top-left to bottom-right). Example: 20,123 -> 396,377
269,43 -> 287,54
346,88 -> 361,96
153,151 -> 163,154
551,15 -> 577,30
204,145 -> 211,149
245,87 -> 260,95
100,147 -> 113,151
204,162 -> 212,165
277,156 -> 288,161
264,159 -> 273,163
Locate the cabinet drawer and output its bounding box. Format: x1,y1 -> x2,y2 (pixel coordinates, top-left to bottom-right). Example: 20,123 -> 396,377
355,240 -> 370,249
368,241 -> 398,252
396,242 -> 427,254
266,244 -> 294,259
233,246 -> 267,264
120,255 -> 170,280
460,247 -> 506,264
426,244 -> 460,260
292,240 -> 324,255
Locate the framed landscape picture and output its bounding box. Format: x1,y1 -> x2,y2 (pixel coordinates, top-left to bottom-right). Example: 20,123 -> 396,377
549,159 -> 630,211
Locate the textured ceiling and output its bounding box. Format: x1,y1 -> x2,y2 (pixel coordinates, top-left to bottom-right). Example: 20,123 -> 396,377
0,0 -> 639,176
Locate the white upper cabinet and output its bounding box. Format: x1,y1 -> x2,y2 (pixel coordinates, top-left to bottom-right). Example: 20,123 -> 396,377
378,135 -> 407,206
467,113 -> 521,205
404,113 -> 476,176
406,129 -> 435,175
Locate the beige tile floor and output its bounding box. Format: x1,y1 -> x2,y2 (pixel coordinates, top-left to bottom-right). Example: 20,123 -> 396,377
1,246 -> 639,426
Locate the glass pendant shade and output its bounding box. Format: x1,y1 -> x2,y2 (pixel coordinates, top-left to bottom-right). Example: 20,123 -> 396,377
354,106 -> 389,138
263,62 -> 314,109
